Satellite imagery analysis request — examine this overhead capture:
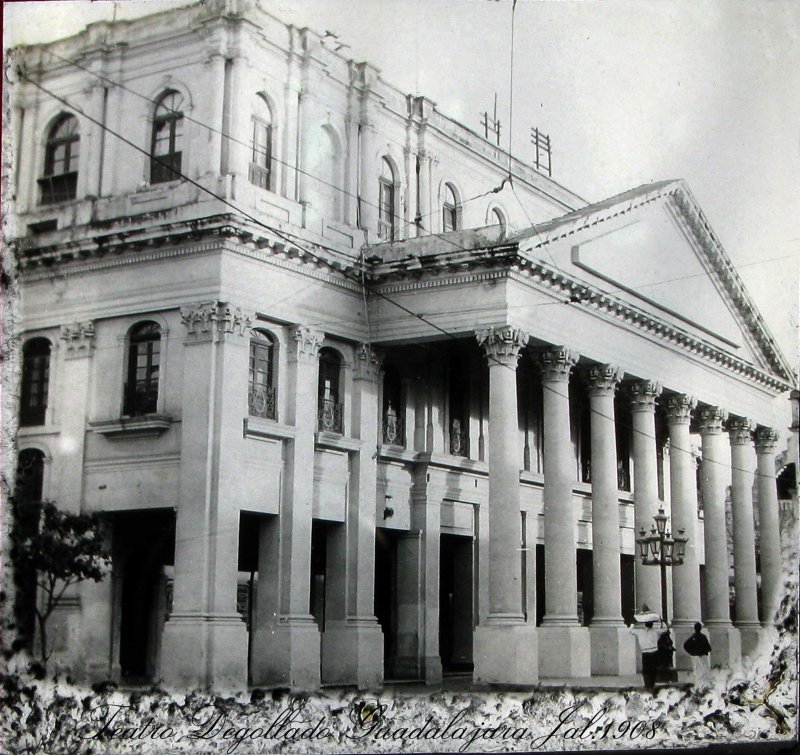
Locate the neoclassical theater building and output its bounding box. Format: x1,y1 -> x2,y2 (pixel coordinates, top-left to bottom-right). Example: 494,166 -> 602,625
8,0 -> 793,690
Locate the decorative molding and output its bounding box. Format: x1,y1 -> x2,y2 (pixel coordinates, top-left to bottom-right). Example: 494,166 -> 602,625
754,427 -> 779,454
288,326 -> 324,363
665,394 -> 697,425
585,363 -> 623,397
475,325 -> 529,367
627,380 -> 662,412
727,416 -> 754,446
88,415 -> 173,439
180,301 -> 252,341
537,346 -> 578,383
697,406 -> 728,435
60,320 -> 95,358
354,343 -> 383,381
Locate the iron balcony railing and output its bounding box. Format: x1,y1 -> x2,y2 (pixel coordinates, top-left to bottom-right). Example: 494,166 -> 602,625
123,379 -> 159,416
382,409 -> 405,446
449,420 -> 469,458
248,163 -> 271,190
248,383 -> 277,420
318,397 -> 343,434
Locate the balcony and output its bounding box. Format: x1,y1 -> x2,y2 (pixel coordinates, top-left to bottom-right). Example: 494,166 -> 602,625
449,419 -> 469,458
248,383 -> 277,420
318,397 -> 343,434
123,379 -> 159,416
382,408 -> 405,446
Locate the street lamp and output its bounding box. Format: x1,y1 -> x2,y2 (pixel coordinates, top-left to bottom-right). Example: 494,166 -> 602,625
635,506 -> 688,625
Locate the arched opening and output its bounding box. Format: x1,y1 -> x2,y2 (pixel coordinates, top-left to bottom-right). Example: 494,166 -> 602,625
124,322 -> 161,416
442,183 -> 459,232
150,91 -> 184,184
378,157 -> 396,240
249,94 -> 273,190
39,114 -> 79,204
248,330 -> 276,419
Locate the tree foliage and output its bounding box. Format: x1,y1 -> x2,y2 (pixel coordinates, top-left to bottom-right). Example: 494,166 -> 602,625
10,499 -> 110,664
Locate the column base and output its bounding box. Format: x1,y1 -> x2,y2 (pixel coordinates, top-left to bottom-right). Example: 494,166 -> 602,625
161,613 -> 248,691
473,623 -> 538,684
589,624 -> 637,676
251,617 -> 320,690
736,622 -> 762,658
538,625 -> 590,678
321,619 -> 383,689
705,622 -> 742,668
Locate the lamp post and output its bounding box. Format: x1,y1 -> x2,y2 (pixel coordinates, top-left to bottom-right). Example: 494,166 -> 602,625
635,506 -> 688,625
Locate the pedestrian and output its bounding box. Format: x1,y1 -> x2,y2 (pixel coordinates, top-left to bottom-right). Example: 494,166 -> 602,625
629,607 -> 661,692
657,627 -> 677,683
683,621 -> 712,687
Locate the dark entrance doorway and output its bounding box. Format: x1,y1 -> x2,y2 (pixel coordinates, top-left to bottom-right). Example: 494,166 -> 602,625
374,527 -> 402,678
114,509 -> 175,682
439,533 -> 473,672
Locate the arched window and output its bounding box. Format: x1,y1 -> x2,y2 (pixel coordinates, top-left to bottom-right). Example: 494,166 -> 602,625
39,114 -> 79,205
124,322 -> 161,416
378,158 -> 396,240
317,348 -> 343,433
20,338 -> 51,427
150,91 -> 184,184
442,183 -> 459,232
248,330 -> 276,419
249,95 -> 273,190
491,207 -> 507,234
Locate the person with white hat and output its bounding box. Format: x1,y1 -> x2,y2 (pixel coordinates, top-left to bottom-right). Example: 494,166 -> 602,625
628,604 -> 662,691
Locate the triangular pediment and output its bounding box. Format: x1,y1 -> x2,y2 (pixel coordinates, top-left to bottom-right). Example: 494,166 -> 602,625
516,181 -> 792,381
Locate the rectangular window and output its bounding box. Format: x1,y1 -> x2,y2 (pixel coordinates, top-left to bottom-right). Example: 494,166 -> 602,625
249,120 -> 272,190
379,178 -> 395,239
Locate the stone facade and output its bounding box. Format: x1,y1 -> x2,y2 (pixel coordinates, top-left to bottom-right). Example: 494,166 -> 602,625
8,0 -> 793,690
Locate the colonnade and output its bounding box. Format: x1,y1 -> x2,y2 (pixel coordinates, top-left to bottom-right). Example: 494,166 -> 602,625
474,326 -> 783,682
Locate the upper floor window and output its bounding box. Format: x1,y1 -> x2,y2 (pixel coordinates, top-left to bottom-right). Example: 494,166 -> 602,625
248,330 -> 276,420
382,365 -> 404,446
15,448 -> 45,504
442,183 -> 459,232
448,353 -> 469,457
317,348 -> 343,434
39,114 -> 79,205
378,158 -> 396,240
249,95 -> 273,190
150,91 -> 184,184
491,207 -> 507,234
124,322 -> 161,416
19,338 -> 51,427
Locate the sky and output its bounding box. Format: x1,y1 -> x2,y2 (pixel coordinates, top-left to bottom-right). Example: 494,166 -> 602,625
4,0 -> 799,385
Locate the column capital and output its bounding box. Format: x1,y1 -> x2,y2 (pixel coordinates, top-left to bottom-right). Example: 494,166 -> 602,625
665,394 -> 697,425
180,301 -> 253,341
697,406 -> 728,435
537,346 -> 579,383
585,363 -> 623,397
288,326 -> 324,363
754,426 -> 779,454
475,325 -> 529,367
354,343 -> 383,382
727,416 -> 754,446
60,320 -> 95,359
627,379 -> 662,412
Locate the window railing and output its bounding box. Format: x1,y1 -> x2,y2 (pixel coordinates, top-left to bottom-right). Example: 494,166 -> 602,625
150,153 -> 182,184
124,379 -> 159,416
449,419 -> 469,457
248,383 -> 277,420
248,163 -> 271,190
382,409 -> 405,446
318,397 -> 343,434
38,172 -> 78,205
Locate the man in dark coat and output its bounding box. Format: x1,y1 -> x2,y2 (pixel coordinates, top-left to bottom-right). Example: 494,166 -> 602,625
683,621 -> 712,686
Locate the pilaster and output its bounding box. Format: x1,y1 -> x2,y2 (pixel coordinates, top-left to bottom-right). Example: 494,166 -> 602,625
322,344 -> 384,689
251,325 -> 323,689
161,301 -> 252,691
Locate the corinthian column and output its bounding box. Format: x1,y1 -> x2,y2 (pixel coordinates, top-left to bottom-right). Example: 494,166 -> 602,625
537,346 -> 590,678
754,427 -> 782,625
586,365 -> 636,675
666,394 -> 702,669
728,417 -> 760,655
629,380 -> 662,613
697,406 -> 741,666
472,326 -> 538,683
